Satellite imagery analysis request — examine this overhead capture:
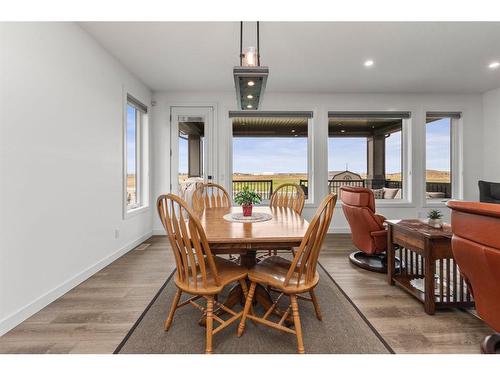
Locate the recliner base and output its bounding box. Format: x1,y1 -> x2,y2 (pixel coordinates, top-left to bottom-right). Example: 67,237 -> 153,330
348,251 -> 402,274
481,333 -> 500,354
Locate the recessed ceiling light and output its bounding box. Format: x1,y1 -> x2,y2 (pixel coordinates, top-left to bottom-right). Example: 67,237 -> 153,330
294,134 -> 298,137
489,61 -> 500,69
364,59 -> 374,67
246,104 -> 253,109
247,94 -> 253,99
340,129 -> 346,133
291,129 -> 296,133
248,81 -> 255,86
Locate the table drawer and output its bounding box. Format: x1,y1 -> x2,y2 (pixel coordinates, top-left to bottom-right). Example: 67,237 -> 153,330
393,231 -> 424,252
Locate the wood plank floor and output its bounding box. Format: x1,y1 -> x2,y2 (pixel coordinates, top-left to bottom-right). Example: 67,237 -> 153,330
0,234 -> 492,354
320,235 -> 493,354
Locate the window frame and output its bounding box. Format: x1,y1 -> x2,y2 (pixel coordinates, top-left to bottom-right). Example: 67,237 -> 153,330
123,94 -> 149,218
228,111 -> 314,205
326,112 -> 413,207
423,112 -> 462,207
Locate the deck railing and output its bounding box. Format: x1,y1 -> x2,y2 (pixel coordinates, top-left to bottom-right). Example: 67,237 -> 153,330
426,182 -> 451,198
232,178 -> 451,200
299,179 -> 308,198
232,180 -> 273,200
385,180 -> 402,189
328,179 -> 365,196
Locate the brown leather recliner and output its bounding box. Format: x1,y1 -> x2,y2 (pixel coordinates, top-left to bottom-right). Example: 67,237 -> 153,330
340,186 -> 398,273
447,200 -> 500,354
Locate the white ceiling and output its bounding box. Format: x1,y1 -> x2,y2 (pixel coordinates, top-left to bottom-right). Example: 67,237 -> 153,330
80,22 -> 500,94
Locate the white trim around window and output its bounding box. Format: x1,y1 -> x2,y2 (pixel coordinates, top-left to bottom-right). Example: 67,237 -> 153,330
326,111 -> 414,208
423,111 -> 463,208
227,110 -> 315,205
123,92 -> 150,219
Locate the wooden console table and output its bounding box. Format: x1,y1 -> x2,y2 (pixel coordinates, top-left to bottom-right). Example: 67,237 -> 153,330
386,219 -> 474,315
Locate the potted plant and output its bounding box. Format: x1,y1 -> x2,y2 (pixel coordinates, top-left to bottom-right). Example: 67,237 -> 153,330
427,209 -> 443,228
234,186 -> 262,217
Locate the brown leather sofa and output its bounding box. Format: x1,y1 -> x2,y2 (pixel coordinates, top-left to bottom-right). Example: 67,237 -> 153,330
340,186 -> 397,272
447,200 -> 500,354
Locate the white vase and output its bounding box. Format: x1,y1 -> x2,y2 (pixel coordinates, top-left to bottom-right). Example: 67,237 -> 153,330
428,218 -> 443,228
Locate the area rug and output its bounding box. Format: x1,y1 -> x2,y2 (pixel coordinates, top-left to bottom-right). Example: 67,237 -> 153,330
115,264 -> 393,354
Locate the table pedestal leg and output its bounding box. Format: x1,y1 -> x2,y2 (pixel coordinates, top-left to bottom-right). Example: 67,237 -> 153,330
240,250 -> 257,268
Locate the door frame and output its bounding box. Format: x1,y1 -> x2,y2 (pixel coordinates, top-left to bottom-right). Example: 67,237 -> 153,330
169,105 -> 217,193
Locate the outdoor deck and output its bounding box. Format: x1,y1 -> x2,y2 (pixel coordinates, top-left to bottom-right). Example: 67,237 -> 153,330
232,178 -> 451,200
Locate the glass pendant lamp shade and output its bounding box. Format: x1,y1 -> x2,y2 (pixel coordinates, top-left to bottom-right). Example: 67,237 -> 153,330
243,46 -> 258,67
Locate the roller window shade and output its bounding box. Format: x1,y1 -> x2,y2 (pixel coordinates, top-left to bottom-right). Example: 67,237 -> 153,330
328,111 -> 411,119
127,94 -> 148,114
229,110 -> 313,118
426,111 -> 461,119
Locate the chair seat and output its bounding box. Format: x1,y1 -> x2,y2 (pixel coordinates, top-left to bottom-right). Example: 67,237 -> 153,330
248,256 -> 319,293
175,256 -> 247,295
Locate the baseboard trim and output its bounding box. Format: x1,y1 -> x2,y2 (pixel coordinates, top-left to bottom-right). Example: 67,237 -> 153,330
328,227 -> 351,234
0,231 -> 153,337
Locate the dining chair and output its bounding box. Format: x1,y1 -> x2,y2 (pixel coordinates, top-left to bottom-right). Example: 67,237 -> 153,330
267,183 -> 306,256
157,193 -> 249,354
269,183 -> 306,215
238,193 -> 337,353
192,183 -> 231,212
192,183 -> 240,263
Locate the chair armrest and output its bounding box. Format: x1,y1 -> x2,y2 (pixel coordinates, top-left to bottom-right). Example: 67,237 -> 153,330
370,229 -> 388,252
374,214 -> 386,227
370,229 -> 387,238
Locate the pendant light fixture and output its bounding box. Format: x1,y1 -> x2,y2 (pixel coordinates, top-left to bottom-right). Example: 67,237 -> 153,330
233,21 -> 269,110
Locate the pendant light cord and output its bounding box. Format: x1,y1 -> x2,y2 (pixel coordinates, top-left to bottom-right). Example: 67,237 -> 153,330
239,21 -> 243,66
257,21 -> 260,66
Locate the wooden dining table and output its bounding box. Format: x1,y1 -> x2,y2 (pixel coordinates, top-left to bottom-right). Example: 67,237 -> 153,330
198,205 -> 309,324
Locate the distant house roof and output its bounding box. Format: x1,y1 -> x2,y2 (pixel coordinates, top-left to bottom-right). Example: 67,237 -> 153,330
331,170 -> 363,180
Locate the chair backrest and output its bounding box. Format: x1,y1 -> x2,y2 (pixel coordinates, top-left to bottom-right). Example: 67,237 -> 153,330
269,183 -> 305,215
157,194 -> 220,289
192,183 -> 231,212
179,177 -> 204,210
447,200 -> 500,331
340,186 -> 385,254
284,193 -> 337,287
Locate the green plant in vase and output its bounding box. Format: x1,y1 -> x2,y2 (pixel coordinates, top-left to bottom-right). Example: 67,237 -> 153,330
234,186 -> 262,217
427,209 -> 443,228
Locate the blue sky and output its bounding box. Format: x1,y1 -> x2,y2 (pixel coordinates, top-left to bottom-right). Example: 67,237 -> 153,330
126,105 -> 136,174
233,137 -> 308,173
426,118 -> 451,171
177,118 -> 451,175
179,136 -> 188,174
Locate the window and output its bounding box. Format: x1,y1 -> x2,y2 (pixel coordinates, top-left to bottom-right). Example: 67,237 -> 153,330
425,112 -> 459,201
230,111 -> 312,202
125,95 -> 148,214
328,112 -> 409,200
177,117 -> 205,185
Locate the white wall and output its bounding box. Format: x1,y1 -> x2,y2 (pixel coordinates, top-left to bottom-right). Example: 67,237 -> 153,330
482,87 -> 500,182
152,91 -> 484,233
0,23 -> 153,335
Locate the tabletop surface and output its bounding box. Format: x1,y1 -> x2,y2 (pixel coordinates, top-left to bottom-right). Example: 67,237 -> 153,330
199,206 -> 309,244
386,219 -> 452,239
